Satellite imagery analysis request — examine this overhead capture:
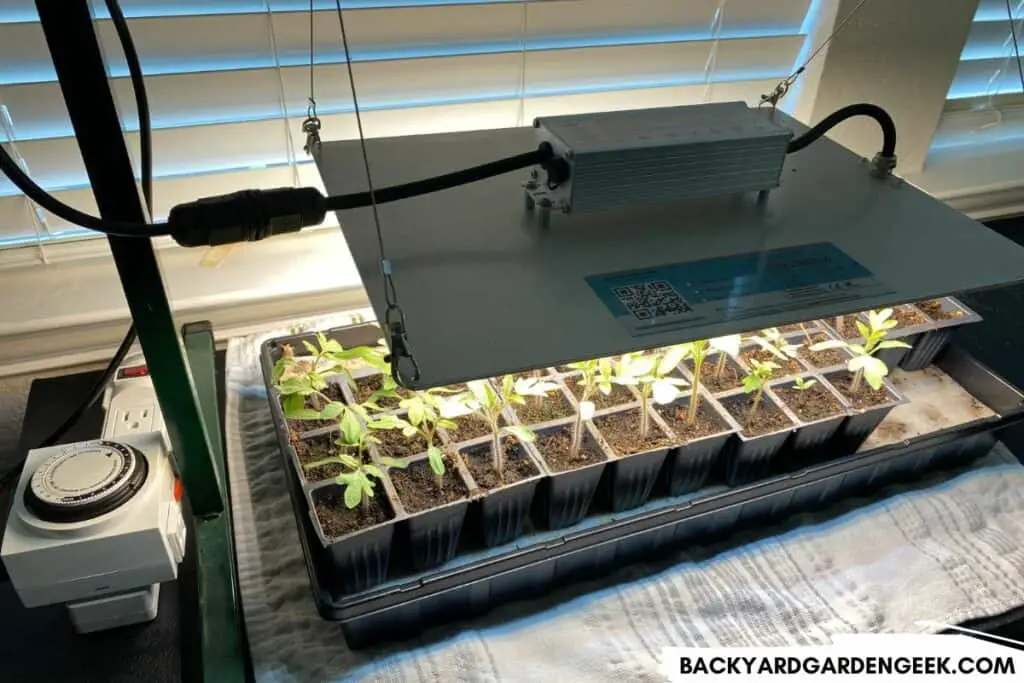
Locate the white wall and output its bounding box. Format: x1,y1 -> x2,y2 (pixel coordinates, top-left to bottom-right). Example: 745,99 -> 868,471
795,0 -> 978,174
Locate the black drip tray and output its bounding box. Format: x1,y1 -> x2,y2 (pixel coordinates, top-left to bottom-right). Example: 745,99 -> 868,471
262,336 -> 1024,647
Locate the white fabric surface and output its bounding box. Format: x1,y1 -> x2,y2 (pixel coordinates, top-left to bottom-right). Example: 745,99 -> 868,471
226,318 -> 1024,683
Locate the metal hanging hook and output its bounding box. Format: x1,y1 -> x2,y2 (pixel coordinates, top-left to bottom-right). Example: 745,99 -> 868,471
301,0 -> 322,156
302,98 -> 322,156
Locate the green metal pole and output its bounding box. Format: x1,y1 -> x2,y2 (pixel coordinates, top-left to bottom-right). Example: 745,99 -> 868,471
182,322 -> 246,683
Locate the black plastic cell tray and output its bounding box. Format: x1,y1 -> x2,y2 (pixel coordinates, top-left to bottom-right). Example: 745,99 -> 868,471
269,343 -> 1024,647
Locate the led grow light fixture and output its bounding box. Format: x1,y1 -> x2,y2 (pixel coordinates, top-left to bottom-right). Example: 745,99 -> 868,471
316,106 -> 1024,389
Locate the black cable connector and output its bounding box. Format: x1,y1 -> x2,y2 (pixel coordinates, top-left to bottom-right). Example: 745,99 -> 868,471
167,144 -> 557,246
168,187 -> 327,247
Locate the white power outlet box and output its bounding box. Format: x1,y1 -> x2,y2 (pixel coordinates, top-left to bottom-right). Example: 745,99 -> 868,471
101,358 -> 165,445
112,404 -> 155,437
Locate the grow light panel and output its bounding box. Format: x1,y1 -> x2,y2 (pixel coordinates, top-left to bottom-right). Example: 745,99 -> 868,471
318,110 -> 1024,389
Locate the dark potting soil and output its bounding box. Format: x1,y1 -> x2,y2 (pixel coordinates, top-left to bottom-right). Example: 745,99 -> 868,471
831,315 -> 862,339
797,332 -> 848,368
593,410 -> 673,456
389,459 -> 469,513
890,304 -> 928,329
352,374 -> 411,408
688,354 -> 744,393
513,389 -> 575,424
463,440 -> 539,489
445,414 -> 500,443
654,401 -> 729,444
828,371 -> 895,410
720,394 -> 793,437
740,348 -> 803,376
916,299 -> 965,321
568,380 -> 635,410
374,427 -> 429,459
533,427 -> 607,473
285,382 -> 347,433
774,383 -> 844,423
778,322 -> 817,335
292,432 -> 347,482
314,489 -> 392,539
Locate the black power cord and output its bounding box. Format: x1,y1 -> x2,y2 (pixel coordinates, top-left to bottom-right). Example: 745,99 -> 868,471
786,102 -> 896,158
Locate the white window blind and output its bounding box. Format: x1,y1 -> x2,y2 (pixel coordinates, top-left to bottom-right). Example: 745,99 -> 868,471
0,0 -> 813,253
929,0 -> 1024,157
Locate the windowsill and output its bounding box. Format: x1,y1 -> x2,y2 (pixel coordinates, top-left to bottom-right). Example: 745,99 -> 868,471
905,140 -> 1024,221
0,229 -> 368,376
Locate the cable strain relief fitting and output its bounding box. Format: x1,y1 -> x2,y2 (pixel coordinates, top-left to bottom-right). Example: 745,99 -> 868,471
870,153 -> 897,178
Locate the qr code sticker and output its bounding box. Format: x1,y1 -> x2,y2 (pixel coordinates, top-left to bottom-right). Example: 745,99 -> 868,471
613,280 -> 692,321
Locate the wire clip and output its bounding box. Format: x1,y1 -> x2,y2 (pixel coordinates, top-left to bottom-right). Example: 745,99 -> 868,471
383,308 -> 420,388
302,116 -> 322,156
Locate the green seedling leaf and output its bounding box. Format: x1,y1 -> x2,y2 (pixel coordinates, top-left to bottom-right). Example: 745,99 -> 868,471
278,376 -> 311,396
361,476 -> 376,497
855,320 -> 871,340
302,340 -> 319,357
467,380 -> 492,408
367,414 -> 408,430
339,409 -> 362,446
402,426 -> 419,438
501,374 -> 514,400
378,456 -> 408,469
742,375 -> 762,393
363,464 -> 384,479
579,400 -> 595,420
437,419 -> 458,430
793,377 -> 818,391
320,402 -> 345,420
513,377 -> 558,397
343,481 -> 361,509
407,399 -> 425,426
876,340 -> 912,350
282,393 -> 305,417
304,457 -> 342,470
709,334 -> 742,356
272,358 -> 288,384
809,339 -> 849,352
627,355 -> 657,378
658,345 -> 688,376
437,396 -> 473,419
285,408 -> 323,421
337,453 -> 361,469
503,425 -> 536,443
652,379 -> 682,405
427,446 -> 446,476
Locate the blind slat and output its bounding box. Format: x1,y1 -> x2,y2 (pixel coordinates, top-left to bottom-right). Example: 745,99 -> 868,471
0,0 -> 808,83
0,0 -> 811,246
0,37 -> 801,196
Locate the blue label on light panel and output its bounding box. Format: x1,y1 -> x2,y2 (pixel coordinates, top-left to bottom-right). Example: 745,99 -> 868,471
586,242 -> 893,337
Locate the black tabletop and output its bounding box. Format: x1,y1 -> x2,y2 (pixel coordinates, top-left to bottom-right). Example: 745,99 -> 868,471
0,352 -> 227,683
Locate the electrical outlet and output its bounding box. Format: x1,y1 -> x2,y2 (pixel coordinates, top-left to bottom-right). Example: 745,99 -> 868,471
112,405 -> 155,437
